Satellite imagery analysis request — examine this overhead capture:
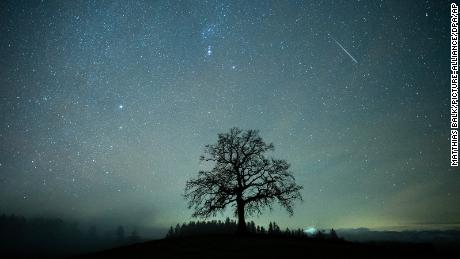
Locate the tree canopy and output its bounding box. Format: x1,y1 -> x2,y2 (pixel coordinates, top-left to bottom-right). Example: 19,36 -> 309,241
184,127 -> 303,233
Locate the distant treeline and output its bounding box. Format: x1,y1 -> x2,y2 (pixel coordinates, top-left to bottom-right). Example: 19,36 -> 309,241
166,218 -> 340,240
0,214 -> 141,257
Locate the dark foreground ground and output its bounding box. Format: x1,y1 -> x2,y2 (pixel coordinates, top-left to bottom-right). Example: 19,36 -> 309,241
74,235 -> 457,258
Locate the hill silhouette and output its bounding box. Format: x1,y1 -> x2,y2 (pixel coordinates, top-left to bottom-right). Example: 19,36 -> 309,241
76,234 -> 442,258
74,219 -> 455,258
1,215 -> 458,258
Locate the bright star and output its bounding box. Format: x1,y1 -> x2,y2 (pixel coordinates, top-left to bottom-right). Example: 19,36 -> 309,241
119,105 -> 124,109
207,45 -> 212,56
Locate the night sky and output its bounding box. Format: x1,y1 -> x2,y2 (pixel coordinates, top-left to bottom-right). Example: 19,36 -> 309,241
0,0 -> 458,232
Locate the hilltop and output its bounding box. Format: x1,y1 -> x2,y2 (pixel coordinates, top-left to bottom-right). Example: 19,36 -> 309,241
76,234 -> 445,258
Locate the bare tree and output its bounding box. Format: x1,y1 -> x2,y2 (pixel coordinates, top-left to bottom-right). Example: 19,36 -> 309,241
184,128 -> 303,234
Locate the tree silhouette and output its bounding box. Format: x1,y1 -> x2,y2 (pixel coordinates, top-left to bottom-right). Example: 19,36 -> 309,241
329,228 -> 338,240
88,225 -> 99,240
184,127 -> 303,234
116,226 -> 125,242
166,226 -> 174,238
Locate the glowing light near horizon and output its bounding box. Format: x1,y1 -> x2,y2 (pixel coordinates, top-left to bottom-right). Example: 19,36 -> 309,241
304,227 -> 318,235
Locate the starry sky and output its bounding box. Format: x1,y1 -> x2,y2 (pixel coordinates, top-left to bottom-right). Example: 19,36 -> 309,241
0,0 -> 458,233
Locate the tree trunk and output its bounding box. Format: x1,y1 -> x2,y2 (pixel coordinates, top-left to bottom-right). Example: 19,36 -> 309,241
236,199 -> 247,234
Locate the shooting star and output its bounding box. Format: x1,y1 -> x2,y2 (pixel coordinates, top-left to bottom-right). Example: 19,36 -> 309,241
330,36 -> 358,64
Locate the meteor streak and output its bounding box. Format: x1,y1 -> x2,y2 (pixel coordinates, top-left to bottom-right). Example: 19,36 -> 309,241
331,36 -> 358,64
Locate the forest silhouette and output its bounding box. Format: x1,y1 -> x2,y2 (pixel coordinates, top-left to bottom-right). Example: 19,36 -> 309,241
0,214 -> 140,257
165,217 -> 339,240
